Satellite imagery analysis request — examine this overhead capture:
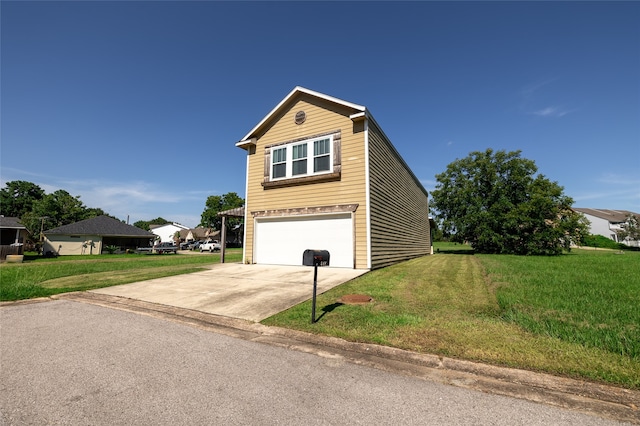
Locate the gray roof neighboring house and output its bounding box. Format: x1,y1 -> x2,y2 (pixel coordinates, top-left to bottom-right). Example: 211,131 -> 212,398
0,216 -> 26,230
44,215 -> 155,237
573,208 -> 639,223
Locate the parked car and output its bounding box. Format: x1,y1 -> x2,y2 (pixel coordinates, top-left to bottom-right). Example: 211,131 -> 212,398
154,242 -> 178,254
179,241 -> 192,250
200,240 -> 221,252
189,240 -> 203,250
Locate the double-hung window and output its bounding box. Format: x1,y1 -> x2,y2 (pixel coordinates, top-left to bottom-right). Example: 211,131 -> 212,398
292,144 -> 307,176
270,135 -> 333,180
313,138 -> 331,173
272,147 -> 287,179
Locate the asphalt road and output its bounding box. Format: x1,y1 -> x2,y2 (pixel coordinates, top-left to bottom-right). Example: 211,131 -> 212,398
0,300 -> 629,425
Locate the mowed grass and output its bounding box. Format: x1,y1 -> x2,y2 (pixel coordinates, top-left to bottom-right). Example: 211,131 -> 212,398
0,250 -> 242,301
263,247 -> 640,388
481,249 -> 640,358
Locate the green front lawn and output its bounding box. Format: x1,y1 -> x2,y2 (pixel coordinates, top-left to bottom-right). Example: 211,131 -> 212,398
0,250 -> 242,300
263,246 -> 640,389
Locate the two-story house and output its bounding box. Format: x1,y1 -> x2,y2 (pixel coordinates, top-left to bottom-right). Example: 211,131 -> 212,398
236,87 -> 430,269
573,208 -> 640,247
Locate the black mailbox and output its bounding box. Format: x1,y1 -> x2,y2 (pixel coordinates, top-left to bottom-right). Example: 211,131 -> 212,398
302,249 -> 330,267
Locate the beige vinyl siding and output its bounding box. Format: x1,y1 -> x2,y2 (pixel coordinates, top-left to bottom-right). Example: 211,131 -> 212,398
43,235 -> 103,256
244,96 -> 369,268
368,120 -> 430,269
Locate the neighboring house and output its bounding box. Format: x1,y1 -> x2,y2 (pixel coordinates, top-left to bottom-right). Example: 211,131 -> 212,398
43,215 -> 155,255
573,208 -> 640,247
180,227 -> 219,243
236,87 -> 430,269
149,222 -> 190,243
0,216 -> 29,259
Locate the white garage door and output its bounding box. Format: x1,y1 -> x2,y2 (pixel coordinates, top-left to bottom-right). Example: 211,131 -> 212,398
254,213 -> 354,268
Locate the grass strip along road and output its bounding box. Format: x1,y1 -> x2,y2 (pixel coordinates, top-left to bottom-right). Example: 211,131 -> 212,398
1,245 -> 638,389
263,246 -> 639,389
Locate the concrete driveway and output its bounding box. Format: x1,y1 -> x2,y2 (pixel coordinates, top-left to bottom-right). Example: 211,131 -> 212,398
91,263 -> 367,321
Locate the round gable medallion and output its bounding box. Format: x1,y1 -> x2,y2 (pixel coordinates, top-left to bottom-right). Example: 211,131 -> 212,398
294,110 -> 306,125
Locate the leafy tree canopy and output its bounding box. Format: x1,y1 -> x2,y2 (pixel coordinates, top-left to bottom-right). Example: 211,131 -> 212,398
615,214 -> 640,244
430,149 -> 588,255
200,192 -> 244,231
133,217 -> 170,231
0,180 -> 45,218
1,181 -> 112,240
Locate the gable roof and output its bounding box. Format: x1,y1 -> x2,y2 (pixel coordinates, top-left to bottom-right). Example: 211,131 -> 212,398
0,216 -> 26,230
149,222 -> 190,231
44,215 -> 155,237
573,208 -> 639,223
236,86 -> 367,149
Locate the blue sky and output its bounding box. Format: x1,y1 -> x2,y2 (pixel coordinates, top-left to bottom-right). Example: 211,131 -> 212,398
2,1 -> 639,228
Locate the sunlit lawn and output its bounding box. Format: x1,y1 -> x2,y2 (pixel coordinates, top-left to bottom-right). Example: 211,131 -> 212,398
0,249 -> 242,300
263,246 -> 640,389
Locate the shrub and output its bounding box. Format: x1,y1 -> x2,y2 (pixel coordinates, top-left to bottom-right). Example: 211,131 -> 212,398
582,234 -> 631,250
104,245 -> 119,254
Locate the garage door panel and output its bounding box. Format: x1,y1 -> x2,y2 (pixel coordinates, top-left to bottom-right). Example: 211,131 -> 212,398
255,214 -> 353,268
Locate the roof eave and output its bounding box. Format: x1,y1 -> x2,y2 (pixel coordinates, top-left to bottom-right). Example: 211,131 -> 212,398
235,137 -> 257,150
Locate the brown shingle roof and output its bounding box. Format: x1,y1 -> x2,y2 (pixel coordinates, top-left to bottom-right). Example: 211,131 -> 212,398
573,208 -> 639,223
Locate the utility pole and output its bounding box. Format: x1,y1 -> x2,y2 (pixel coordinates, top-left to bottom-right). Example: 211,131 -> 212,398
39,216 -> 49,253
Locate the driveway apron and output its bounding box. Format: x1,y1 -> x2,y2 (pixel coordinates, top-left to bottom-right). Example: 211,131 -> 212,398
91,263 -> 367,321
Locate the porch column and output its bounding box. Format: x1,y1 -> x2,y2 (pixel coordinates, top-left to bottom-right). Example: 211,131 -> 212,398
220,215 -> 226,263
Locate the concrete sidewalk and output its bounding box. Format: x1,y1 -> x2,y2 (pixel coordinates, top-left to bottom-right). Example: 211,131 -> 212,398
91,263 -> 367,321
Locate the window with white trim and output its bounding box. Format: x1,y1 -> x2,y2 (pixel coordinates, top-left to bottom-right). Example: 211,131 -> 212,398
272,147 -> 287,179
292,143 -> 307,176
270,135 -> 333,180
313,138 -> 331,172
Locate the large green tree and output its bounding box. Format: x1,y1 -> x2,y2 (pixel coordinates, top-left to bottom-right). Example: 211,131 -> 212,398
431,149 -> 588,255
200,192 -> 244,232
0,181 -> 45,217
2,181 -> 111,240
20,190 -> 91,238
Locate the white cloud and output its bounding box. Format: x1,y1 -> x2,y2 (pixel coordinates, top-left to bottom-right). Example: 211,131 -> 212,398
519,78 -> 557,99
571,181 -> 640,212
597,173 -> 640,186
518,78 -> 576,118
573,188 -> 640,202
532,106 -> 575,118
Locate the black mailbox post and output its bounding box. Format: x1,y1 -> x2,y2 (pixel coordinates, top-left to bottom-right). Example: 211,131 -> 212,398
303,250 -> 330,323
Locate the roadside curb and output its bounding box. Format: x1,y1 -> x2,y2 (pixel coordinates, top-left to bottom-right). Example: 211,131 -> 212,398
36,292 -> 640,424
